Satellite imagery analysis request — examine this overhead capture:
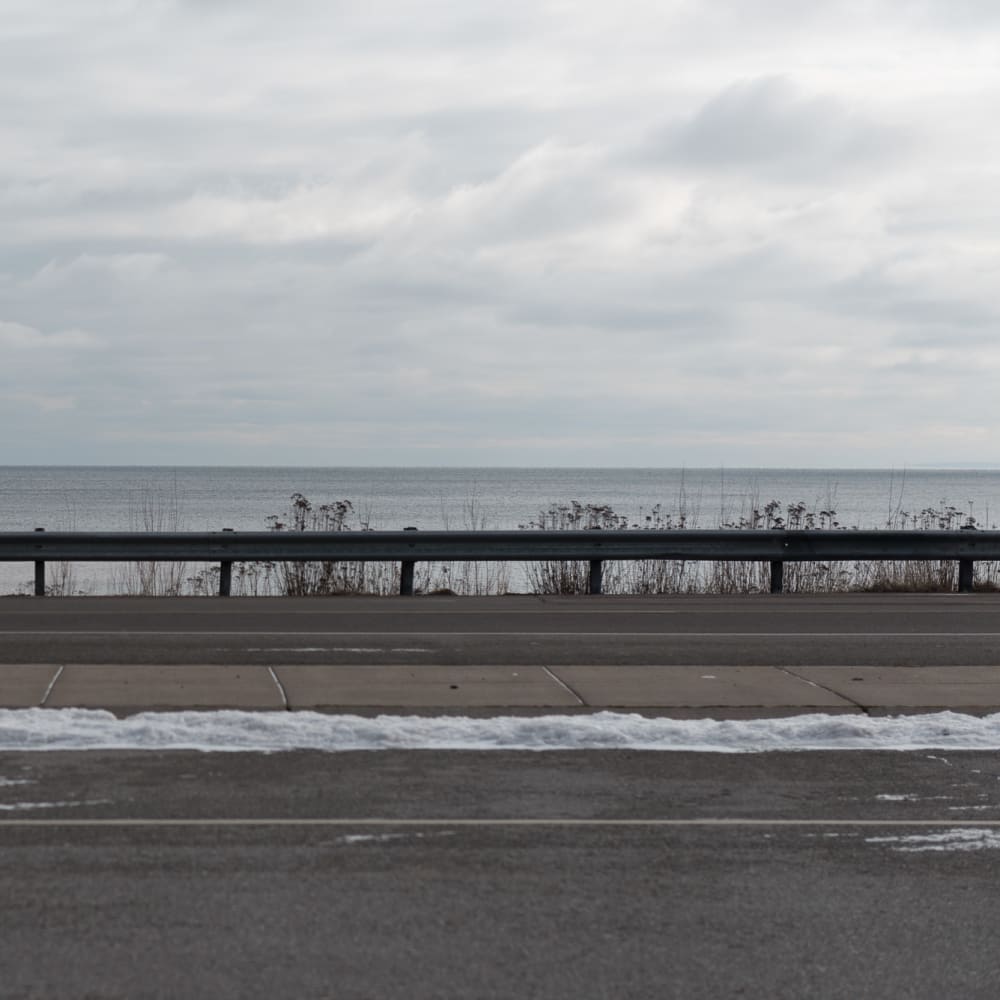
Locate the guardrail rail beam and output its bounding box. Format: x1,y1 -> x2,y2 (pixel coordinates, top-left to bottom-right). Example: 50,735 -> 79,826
3,528 -> 998,597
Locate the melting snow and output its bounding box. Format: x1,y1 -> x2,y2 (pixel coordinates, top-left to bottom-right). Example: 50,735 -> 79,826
338,832 -> 455,844
0,799 -> 107,812
866,828 -> 1000,852
3,708 -> 1000,753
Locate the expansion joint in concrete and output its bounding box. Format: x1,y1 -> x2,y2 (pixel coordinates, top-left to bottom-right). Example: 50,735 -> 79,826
39,665 -> 64,708
541,666 -> 585,705
267,667 -> 290,711
776,666 -> 871,716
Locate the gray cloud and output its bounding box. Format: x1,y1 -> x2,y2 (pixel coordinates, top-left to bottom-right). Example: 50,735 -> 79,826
1,1 -> 999,466
653,77 -> 904,180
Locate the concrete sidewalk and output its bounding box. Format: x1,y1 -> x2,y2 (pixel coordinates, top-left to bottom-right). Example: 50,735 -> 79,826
6,662 -> 1000,716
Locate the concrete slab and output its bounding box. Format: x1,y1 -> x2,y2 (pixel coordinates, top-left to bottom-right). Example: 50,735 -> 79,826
0,664 -> 61,708
794,666 -> 1000,710
46,665 -> 284,710
274,665 -> 581,709
551,665 -> 855,708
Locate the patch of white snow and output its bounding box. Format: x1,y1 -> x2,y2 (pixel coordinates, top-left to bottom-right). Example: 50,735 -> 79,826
0,799 -> 108,812
866,828 -> 1000,852
3,708 -> 1000,753
338,831 -> 455,844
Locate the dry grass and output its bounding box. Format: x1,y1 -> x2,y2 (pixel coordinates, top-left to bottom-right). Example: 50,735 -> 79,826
518,499 -> 1000,595
111,478 -> 189,596
258,493 -> 399,596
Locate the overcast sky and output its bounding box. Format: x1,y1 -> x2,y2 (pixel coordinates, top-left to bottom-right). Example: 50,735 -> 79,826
3,0 -> 1000,467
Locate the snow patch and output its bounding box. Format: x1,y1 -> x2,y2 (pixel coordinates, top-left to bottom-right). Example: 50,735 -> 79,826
0,799 -> 108,812
866,828 -> 1000,852
338,831 -> 455,844
3,708 -> 1000,753
875,793 -> 954,802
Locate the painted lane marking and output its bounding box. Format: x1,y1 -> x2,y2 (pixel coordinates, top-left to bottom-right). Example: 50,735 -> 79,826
4,606 -> 995,616
4,630 -> 1000,638
5,817 -> 1000,829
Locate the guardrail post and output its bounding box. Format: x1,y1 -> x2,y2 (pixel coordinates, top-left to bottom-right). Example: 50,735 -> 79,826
400,526 -> 417,596
769,560 -> 784,595
219,529 -> 234,597
588,559 -> 603,595
958,558 -> 974,594
34,527 -> 45,597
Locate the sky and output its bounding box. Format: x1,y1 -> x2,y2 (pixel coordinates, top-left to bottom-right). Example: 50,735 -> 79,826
3,0 -> 1000,468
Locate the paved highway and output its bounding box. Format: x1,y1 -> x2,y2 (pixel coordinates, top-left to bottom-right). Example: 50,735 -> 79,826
2,592 -> 1000,665
4,593 -> 1000,998
3,748 -> 1000,999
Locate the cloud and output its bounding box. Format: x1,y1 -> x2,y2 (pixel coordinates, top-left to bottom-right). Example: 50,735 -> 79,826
654,77 -> 902,180
0,321 -> 103,352
1,1 -> 999,466
2,391 -> 77,413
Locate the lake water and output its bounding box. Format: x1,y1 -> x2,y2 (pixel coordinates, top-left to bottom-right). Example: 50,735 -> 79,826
2,466 -> 999,594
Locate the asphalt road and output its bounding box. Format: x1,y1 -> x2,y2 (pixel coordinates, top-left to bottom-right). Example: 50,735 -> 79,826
3,748 -> 1000,999
3,592 -> 1000,665
5,593 -> 1000,998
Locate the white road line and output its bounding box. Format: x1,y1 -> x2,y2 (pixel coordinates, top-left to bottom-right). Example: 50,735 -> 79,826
3,817 -> 1000,828
4,630 -> 1000,638
3,607 -> 994,616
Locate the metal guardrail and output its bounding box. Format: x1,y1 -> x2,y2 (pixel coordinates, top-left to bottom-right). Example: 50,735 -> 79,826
2,528 -> 997,596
